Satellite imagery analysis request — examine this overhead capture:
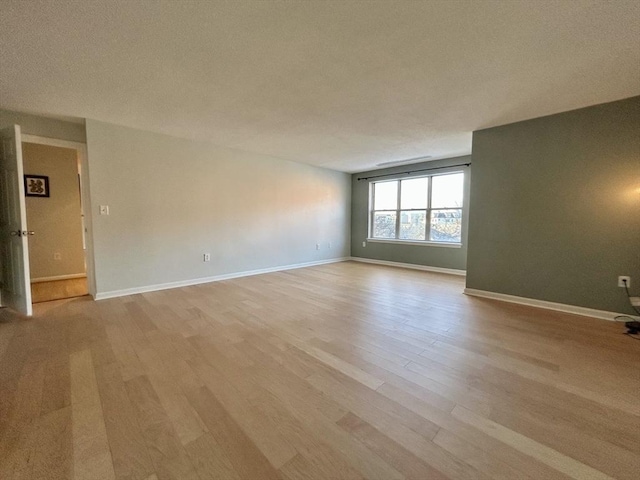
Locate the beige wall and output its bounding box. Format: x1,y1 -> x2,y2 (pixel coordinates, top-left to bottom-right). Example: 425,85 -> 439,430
0,109 -> 86,143
85,120 -> 351,296
23,142 -> 85,280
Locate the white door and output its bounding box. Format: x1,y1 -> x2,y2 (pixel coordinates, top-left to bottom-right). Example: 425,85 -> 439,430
0,125 -> 32,316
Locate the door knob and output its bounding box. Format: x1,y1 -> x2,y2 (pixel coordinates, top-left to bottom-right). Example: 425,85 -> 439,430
22,231 -> 35,236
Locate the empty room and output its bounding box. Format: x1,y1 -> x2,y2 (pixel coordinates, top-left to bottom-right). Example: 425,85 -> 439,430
1,1 -> 639,480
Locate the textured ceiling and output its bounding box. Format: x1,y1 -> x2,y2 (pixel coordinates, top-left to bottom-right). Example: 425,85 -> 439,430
1,0 -> 639,172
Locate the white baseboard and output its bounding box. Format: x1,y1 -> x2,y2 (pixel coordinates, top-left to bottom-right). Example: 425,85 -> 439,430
350,256 -> 466,276
31,273 -> 86,283
94,257 -> 351,300
464,288 -> 639,322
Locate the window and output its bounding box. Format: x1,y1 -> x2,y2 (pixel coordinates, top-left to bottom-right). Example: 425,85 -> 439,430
369,172 -> 463,244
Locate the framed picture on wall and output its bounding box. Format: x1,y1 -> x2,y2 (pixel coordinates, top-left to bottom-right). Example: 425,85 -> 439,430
24,175 -> 50,197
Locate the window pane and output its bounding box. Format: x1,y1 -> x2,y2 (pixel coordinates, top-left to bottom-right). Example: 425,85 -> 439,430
373,212 -> 397,238
430,209 -> 462,243
399,210 -> 426,240
373,181 -> 398,210
400,177 -> 428,209
431,173 -> 463,208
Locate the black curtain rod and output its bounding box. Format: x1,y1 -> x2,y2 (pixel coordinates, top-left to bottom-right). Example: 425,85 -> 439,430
357,162 -> 471,181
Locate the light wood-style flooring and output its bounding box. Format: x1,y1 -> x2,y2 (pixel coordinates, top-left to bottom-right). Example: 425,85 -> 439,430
31,277 -> 89,304
1,261 -> 639,479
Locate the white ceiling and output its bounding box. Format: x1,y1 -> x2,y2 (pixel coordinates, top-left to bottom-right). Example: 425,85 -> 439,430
1,0 -> 639,172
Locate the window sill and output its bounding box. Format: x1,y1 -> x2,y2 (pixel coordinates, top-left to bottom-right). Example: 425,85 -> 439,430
366,238 -> 462,248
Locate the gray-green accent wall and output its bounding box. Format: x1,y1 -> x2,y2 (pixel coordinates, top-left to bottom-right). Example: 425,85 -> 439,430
351,156 -> 471,271
467,96 -> 640,315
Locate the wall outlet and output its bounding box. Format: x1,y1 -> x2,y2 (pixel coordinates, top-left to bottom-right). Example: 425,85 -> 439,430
203,253 -> 210,262
362,241 -> 366,247
618,276 -> 631,288
316,243 -> 320,250
99,205 -> 110,215
53,252 -> 61,260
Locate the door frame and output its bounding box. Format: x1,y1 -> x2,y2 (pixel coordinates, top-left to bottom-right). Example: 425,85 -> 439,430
21,134 -> 96,299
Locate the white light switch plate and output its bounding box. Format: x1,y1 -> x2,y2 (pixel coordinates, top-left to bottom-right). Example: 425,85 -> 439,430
100,205 -> 109,215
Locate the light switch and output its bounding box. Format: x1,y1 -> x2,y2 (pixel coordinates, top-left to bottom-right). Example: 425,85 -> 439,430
100,205 -> 109,215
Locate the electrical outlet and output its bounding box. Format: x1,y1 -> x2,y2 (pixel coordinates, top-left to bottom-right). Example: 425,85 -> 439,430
362,241 -> 366,247
203,253 -> 210,262
316,243 -> 320,250
618,276 -> 631,288
53,252 -> 61,260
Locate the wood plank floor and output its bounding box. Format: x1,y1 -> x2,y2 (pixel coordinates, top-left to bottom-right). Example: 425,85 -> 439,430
1,261 -> 638,479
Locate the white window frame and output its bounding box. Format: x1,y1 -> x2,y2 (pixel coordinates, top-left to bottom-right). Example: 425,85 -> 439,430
367,171 -> 463,247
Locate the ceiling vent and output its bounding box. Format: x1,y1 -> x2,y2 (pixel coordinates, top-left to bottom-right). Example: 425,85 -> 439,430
376,156 -> 432,167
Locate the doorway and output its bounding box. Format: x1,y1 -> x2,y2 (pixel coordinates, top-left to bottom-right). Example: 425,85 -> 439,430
21,139 -> 88,303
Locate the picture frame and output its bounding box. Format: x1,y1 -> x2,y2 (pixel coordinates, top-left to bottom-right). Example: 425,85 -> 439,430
24,175 -> 50,197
